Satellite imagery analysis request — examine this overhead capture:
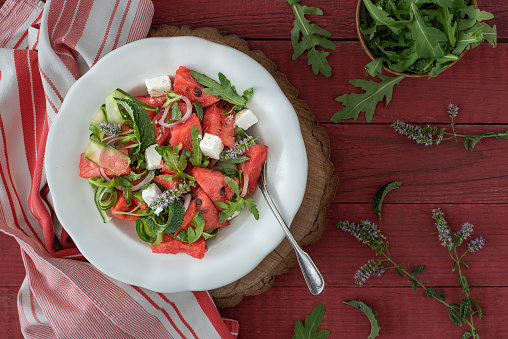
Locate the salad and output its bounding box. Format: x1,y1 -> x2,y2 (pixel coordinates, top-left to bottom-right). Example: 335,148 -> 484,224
79,66 -> 268,259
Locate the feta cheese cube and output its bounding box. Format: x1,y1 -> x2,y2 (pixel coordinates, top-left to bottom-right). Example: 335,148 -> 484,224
235,108 -> 258,130
200,133 -> 224,160
144,75 -> 171,97
145,144 -> 162,170
141,183 -> 162,207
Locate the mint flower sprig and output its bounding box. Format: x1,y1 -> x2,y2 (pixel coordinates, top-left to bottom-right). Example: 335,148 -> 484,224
338,209 -> 485,339
392,104 -> 508,150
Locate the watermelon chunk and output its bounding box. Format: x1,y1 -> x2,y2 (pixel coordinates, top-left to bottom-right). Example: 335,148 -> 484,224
153,175 -> 180,190
173,66 -> 219,108
193,187 -> 229,230
238,144 -> 268,196
135,95 -> 166,108
202,101 -> 235,147
111,194 -> 148,224
79,152 -> 129,178
150,234 -> 207,259
168,113 -> 202,151
152,101 -> 188,146
175,199 -> 198,235
190,167 -> 234,208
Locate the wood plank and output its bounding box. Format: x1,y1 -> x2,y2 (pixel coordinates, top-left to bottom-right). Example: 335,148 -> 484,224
247,41 -> 508,124
151,0 -> 508,40
327,123 -> 508,203
219,286 -> 508,338
0,287 -> 22,339
0,232 -> 25,286
276,203 -> 508,287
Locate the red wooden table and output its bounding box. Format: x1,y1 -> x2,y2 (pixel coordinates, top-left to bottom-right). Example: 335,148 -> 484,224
1,0 -> 508,338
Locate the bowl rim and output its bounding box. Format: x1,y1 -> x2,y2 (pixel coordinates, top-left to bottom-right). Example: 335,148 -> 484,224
355,0 -> 478,78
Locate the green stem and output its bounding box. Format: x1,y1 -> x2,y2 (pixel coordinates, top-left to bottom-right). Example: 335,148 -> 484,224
381,251 -> 476,329
453,248 -> 478,338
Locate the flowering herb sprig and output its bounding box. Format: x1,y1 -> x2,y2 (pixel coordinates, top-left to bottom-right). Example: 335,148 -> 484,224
219,135 -> 258,163
99,122 -> 122,137
393,104 -> 508,150
338,209 -> 485,339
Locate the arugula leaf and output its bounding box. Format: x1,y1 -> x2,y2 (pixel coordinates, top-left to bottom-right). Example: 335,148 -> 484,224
189,70 -> 251,108
292,304 -> 330,339
288,0 -> 337,77
365,57 -> 385,77
193,102 -> 204,122
156,144 -> 189,179
189,125 -> 209,167
363,0 -> 405,34
332,75 -> 404,123
342,300 -> 380,339
186,211 -> 205,243
115,97 -> 155,153
216,177 -> 259,223
411,3 -> 447,59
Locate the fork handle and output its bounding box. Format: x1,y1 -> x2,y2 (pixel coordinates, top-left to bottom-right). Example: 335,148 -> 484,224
260,187 -> 325,295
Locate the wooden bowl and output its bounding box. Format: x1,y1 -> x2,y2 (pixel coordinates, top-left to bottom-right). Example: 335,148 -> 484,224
356,0 -> 478,78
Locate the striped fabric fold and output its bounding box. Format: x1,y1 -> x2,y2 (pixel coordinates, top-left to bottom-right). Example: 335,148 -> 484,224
0,0 -> 238,337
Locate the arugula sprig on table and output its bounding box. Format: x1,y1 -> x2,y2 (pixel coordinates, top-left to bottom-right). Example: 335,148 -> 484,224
287,0 -> 336,77
215,177 -> 259,223
292,304 -> 330,339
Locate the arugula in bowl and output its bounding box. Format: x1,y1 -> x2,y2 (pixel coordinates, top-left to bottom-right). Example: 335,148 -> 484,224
357,0 -> 497,78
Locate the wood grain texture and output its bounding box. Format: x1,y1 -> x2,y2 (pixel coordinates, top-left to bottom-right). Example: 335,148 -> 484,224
220,286 -> 508,338
148,25 -> 337,308
1,0 -> 507,337
0,287 -> 22,339
247,41 -> 508,124
151,0 -> 507,40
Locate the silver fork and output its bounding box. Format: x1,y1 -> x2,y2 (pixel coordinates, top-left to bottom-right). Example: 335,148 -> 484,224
258,162 -> 325,295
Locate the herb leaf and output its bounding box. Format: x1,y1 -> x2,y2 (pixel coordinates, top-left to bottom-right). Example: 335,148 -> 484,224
292,304 -> 330,339
115,97 -> 155,152
190,70 -> 249,107
342,300 -> 380,339
189,125 -> 209,168
287,0 -> 337,77
332,75 -> 404,123
373,180 -> 402,220
216,177 -> 259,223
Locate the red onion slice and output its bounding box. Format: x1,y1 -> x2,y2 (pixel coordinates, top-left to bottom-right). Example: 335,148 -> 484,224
99,167 -> 111,182
241,174 -> 249,198
132,171 -> 155,191
183,194 -> 192,211
104,135 -> 122,146
158,95 -> 192,128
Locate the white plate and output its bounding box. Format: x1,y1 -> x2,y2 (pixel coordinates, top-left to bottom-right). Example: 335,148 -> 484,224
45,37 -> 308,293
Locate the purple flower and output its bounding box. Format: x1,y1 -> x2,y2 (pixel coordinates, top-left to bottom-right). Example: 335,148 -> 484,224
448,104 -> 459,119
148,188 -> 180,211
221,136 -> 257,160
99,122 -> 122,137
354,259 -> 385,285
432,208 -> 454,250
468,237 -> 485,253
454,222 -> 474,246
392,121 -> 445,146
337,220 -> 388,253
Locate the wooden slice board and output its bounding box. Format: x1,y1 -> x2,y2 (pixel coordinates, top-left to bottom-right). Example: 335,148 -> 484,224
148,26 -> 338,308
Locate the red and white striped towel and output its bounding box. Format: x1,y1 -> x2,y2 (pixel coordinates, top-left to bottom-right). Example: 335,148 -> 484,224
0,0 -> 239,337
